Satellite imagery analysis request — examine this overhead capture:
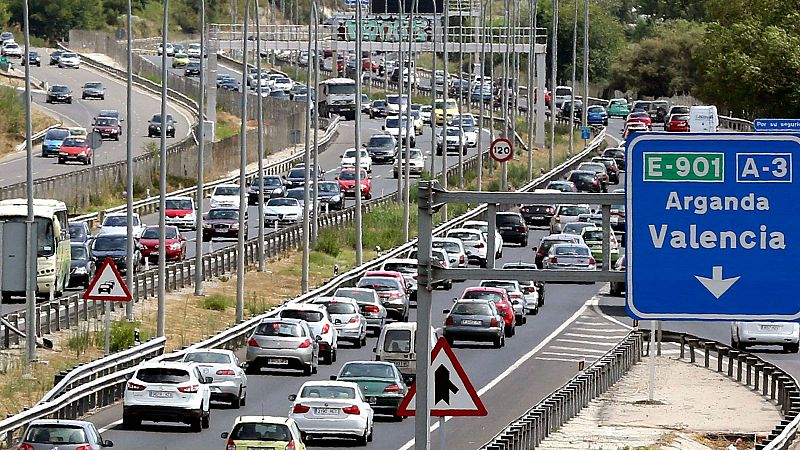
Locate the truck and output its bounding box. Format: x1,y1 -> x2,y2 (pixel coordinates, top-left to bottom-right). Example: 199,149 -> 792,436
689,105 -> 719,132
318,78 -> 357,120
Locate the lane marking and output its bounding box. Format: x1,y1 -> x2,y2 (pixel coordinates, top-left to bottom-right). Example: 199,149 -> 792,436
572,327 -> 630,333
564,332 -> 629,340
539,351 -> 597,359
550,344 -> 610,354
536,356 -> 587,363
98,419 -> 122,434
554,339 -> 619,348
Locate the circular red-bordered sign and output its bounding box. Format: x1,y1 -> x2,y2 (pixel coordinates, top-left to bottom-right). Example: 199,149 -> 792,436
490,137 -> 514,163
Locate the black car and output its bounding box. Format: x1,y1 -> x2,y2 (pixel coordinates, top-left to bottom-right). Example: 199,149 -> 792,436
369,100 -> 388,119
184,61 -> 200,77
69,221 -> 90,243
317,181 -> 344,211
218,78 -> 240,91
366,134 -> 397,164
268,90 -> 289,100
81,81 -> 105,100
290,84 -> 308,100
284,166 -> 318,188
495,212 -> 528,247
69,242 -> 95,288
591,157 -> 620,184
601,147 -> 625,171
567,170 -> 602,192
49,50 -> 63,66
22,51 -> 40,66
247,175 -> 286,204
519,204 -> 555,226
148,113 -> 176,138
202,208 -> 248,241
46,85 -> 72,104
90,234 -> 141,274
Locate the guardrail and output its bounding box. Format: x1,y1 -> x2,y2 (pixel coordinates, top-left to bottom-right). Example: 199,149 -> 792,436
720,115 -> 754,132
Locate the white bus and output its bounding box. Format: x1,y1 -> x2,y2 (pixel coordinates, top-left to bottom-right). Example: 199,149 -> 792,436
0,198 -> 71,300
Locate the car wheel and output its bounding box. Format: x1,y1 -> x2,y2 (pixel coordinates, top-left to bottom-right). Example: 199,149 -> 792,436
122,414 -> 140,430
532,307 -> 538,316
201,409 -> 210,429
82,95 -> 86,100
331,347 -> 337,363
356,428 -> 369,446
244,362 -> 259,375
505,325 -> 514,337
493,335 -> 502,348
354,337 -> 362,349
190,415 -> 202,432
360,334 -> 367,347
233,388 -> 243,409
786,343 -> 799,353
303,362 -> 313,375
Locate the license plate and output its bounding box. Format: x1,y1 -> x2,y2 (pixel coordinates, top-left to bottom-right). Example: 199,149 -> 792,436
368,396 -> 378,404
394,360 -> 410,368
531,216 -> 544,220
268,358 -> 289,365
761,325 -> 782,331
463,319 -> 482,325
314,408 -> 339,415
149,391 -> 172,398
247,447 -> 275,450
500,226 -> 513,230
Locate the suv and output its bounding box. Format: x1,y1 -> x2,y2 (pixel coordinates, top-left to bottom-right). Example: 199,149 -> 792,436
495,212 -> 528,247
123,361 -> 212,431
148,113 -> 176,138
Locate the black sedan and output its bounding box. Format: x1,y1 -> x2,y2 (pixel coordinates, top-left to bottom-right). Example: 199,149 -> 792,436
49,50 -> 63,66
317,181 -> 344,211
184,61 -> 200,77
369,100 -> 388,119
22,51 -> 40,66
46,85 -> 72,104
81,81 -> 105,100
69,242 -> 95,288
248,175 -> 286,205
147,113 -> 176,138
567,170 -> 603,193
366,134 -> 397,164
90,234 -> 141,275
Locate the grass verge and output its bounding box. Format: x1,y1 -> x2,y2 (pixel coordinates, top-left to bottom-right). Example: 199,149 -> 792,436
0,86 -> 60,158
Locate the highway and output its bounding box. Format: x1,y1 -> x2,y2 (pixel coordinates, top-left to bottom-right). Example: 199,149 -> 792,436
0,48 -> 193,188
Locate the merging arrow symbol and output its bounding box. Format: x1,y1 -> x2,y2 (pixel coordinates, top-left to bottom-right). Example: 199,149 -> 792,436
434,365 -> 459,405
695,266 -> 740,299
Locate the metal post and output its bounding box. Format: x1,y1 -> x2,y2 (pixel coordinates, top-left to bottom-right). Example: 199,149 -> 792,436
125,0 -> 135,318
157,0 -> 170,337
397,0 -> 405,200
236,0 -> 251,324
500,0 -> 509,191
104,302 -> 110,354
535,51 -> 545,149
354,0 -> 364,265
301,3 -> 313,293
487,0 -> 494,175
568,0 -> 577,155
526,0 -> 534,181
549,0 -> 558,169
403,0 -> 416,243
581,0 -> 589,128
256,0 -> 266,273
441,0 -> 449,221
477,0 -> 486,190
195,0 -> 207,295
648,320 -> 656,401
457,14 -> 464,189
487,203 -> 497,268
311,1 -> 321,246
429,13 -> 438,177
601,204 -> 611,269
438,416 -> 446,450
22,0 -> 35,367
207,25 -> 218,129
415,182 -> 434,450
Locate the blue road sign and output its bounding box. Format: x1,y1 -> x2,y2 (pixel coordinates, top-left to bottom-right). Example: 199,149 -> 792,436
626,133 -> 800,321
580,126 -> 591,140
344,0 -> 370,6
754,119 -> 800,132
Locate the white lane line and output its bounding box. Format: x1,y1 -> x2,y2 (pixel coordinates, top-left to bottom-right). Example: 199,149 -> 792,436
554,339 -> 619,348
539,351 -> 595,359
588,296 -> 634,331
564,333 -> 629,340
550,345 -> 610,354
98,419 -> 122,434
535,356 -> 587,363
396,297 -> 594,450
572,327 -> 629,333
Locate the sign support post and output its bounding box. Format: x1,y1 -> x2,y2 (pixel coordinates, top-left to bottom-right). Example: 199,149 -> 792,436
648,319 -> 656,401
438,416 -> 446,450
83,258 -> 133,355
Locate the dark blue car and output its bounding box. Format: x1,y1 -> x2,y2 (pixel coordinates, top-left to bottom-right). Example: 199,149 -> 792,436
587,105 -> 608,126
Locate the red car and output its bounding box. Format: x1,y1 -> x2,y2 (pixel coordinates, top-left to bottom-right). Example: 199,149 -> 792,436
139,225 -> 187,261
665,113 -> 690,132
93,116 -> 122,140
362,58 -> 377,72
364,270 -> 408,294
625,111 -> 652,130
534,87 -> 551,107
336,168 -> 372,199
459,287 -> 516,337
58,137 -> 93,165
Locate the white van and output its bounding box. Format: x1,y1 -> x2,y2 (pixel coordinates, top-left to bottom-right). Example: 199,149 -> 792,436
375,322 -> 437,382
688,105 -> 719,132
554,85 -> 573,109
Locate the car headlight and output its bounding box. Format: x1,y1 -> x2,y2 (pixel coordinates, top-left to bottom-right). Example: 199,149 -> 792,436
231,223 -> 240,230
330,195 -> 341,202
203,223 -> 212,229
272,188 -> 283,194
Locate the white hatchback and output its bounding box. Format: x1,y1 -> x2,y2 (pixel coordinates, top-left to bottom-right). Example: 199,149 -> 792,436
181,349 -> 248,408
446,228 -> 488,266
341,148 -> 373,173
288,381 -> 374,444
209,184 -> 241,209
264,197 -> 303,224
311,296 -> 368,348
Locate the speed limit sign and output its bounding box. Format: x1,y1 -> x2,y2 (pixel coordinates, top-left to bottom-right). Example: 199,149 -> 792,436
490,137 -> 514,163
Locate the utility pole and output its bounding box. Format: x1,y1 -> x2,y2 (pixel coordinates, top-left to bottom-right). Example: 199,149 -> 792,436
301,0 -> 313,293
487,0 -> 494,176
311,0 -> 321,245
500,0 -> 509,191
195,0 -> 207,295
156,0 -> 170,337
256,0 -> 266,273
126,0 -> 136,316
582,0 -> 589,129
549,0 -> 558,169
397,0 -> 405,200
569,0 -> 577,155
21,0 -> 36,367
354,0 -> 364,265
429,11 -> 437,176
236,0 -> 251,324
441,0 -> 449,221
456,13 -> 464,189
526,0 -> 534,180
477,0 -> 486,190
402,0 -> 416,243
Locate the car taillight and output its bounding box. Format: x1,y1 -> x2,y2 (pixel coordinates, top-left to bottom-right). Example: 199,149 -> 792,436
459,254 -> 465,264
476,242 -> 485,248
248,337 -> 260,347
592,180 -> 599,185
609,166 -> 617,172
18,444 -> 34,450
342,405 -> 361,414
75,446 -> 92,450
322,323 -> 331,334
389,292 -> 402,298
364,305 -> 380,313
550,257 -> 558,264
537,247 -> 547,255
178,384 -> 199,393
216,369 -> 235,376
490,318 -> 499,327
298,338 -> 312,348
126,382 -> 145,391
293,403 -> 311,413
554,216 -> 561,222
348,316 -> 360,323
547,207 -> 554,214
517,225 -> 526,232
445,316 -> 455,326
375,355 -> 381,361
226,439 -> 236,450
589,257 -> 596,265
384,384 -> 402,392
510,292 -> 522,299
285,442 -> 296,450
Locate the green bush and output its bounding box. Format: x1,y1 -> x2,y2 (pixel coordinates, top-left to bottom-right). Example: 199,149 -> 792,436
102,320 -> 150,353
201,294 -> 233,311
316,230 -> 342,257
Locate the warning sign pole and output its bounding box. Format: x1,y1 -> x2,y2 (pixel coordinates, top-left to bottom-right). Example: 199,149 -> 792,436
83,258 -> 133,355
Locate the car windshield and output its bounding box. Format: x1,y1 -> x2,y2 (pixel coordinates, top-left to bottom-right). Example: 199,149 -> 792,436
462,291 -> 502,302
559,205 -> 590,216
385,118 -> 407,128
268,198 -> 298,207
102,216 -> 127,227
372,100 -> 386,107
142,227 -> 177,239
208,209 -> 238,220
448,231 -> 479,241
300,385 -> 356,399
555,246 -> 590,256
383,329 -> 411,352
24,425 -> 88,444
61,53 -> 76,58
452,303 -> 492,315
214,186 -> 239,196
230,423 -> 291,442
71,245 -> 88,259
343,149 -> 367,158
583,230 -> 603,242
69,223 -> 86,238
555,87 -> 572,96
288,168 -> 316,178
338,170 -> 366,181
184,352 -> 231,364
95,118 -> 115,126
433,241 -> 460,254
137,368 -> 190,384
321,302 -> 357,314
165,199 -> 193,210
496,215 -> 522,226
62,138 -> 86,147
281,309 -> 324,322
318,182 -> 339,193
328,84 -> 354,94
445,128 -> 461,136
51,86 -> 69,93
84,82 -> 102,89
256,321 -> 303,337
357,277 -> 400,291
340,363 -> 394,378
335,289 -> 375,303
93,236 -> 126,251
44,129 -> 69,140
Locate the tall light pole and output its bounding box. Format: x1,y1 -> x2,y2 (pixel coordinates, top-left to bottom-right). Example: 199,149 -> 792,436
500,0 -> 509,191
21,0 -> 36,367
549,0 -> 558,169
582,0 -> 589,129
194,0 -> 207,296
487,0 -> 494,176
526,0 -> 534,180
456,10 -> 464,189
402,0 -> 416,243
311,0 -> 321,245
441,0 -> 449,221
236,0 -> 251,323
429,10 -> 437,177
397,0 -> 405,200
156,0 -> 170,337
354,0 -> 364,266
255,0 -> 266,273
301,0 -> 313,293
126,0 -> 136,315
477,0 -> 486,190
569,0 -> 577,155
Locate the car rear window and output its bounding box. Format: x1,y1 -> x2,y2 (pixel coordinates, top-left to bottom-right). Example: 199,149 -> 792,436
334,288 -> 374,303
280,309 -> 324,322
452,303 -> 492,315
570,172 -> 595,183
256,321 -> 304,337
340,363 -> 394,378
321,302 -> 358,314
383,263 -> 415,274
358,277 -> 400,291
383,329 -> 411,353
24,425 -> 87,444
496,214 -> 523,226
184,352 -> 231,364
301,385 -> 356,399
433,241 -> 461,254
461,290 -> 502,302
480,281 -> 517,292
555,246 -> 590,256
447,231 -> 479,241
559,206 -> 590,216
136,368 -> 190,384
230,423 -> 291,441
583,230 -> 603,242
541,238 -> 570,251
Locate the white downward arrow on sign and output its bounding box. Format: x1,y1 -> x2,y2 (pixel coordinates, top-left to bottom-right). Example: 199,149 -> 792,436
695,266 -> 740,299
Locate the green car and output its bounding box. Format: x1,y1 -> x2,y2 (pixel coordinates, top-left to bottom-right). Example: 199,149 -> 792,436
580,226 -> 619,266
333,361 -> 408,420
607,98 -> 630,118
171,52 -> 189,68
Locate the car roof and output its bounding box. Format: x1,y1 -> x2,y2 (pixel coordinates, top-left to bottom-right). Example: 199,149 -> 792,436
311,296 -> 358,305
383,258 -> 416,265
138,360 -> 194,370
214,183 -> 239,189
544,233 -> 579,241
260,317 -> 304,325
28,419 -> 93,427
282,303 -> 327,312
105,211 -> 139,218
383,321 -> 417,331
447,228 -> 481,234
464,286 -> 506,294
299,380 -> 360,389
433,237 -> 464,245
185,348 -> 234,355
454,298 -> 493,305
233,416 -> 292,426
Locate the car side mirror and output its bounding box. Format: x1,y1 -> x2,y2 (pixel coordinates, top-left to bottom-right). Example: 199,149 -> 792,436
329,375 -> 338,380
220,432 -> 229,439
204,376 -> 214,384
102,440 -> 114,448
288,393 -> 297,401
452,297 -> 458,302
315,335 -> 323,341
372,347 -> 377,353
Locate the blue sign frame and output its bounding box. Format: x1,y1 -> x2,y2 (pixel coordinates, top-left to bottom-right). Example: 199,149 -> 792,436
754,119 -> 800,133
626,133 -> 800,321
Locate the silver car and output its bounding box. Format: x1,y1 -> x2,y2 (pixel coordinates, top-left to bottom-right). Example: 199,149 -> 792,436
549,204 -> 592,234
357,276 -> 410,322
18,419 -> 113,450
731,322 -> 800,353
182,349 -> 248,407
442,299 -> 505,348
311,297 -> 368,348
433,237 -> 469,268
479,279 -> 535,322
245,318 -> 320,375
380,258 -> 419,303
334,287 -> 387,335
544,243 -> 597,272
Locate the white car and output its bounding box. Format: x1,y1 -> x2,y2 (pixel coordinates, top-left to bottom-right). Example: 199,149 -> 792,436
186,43 -> 203,58
433,70 -> 447,87
383,116 -> 415,147
99,212 -> 144,237
157,42 -> 175,56
58,52 -> 81,69
164,196 -> 197,230
122,361 -> 211,431
272,76 -> 293,92
405,248 -> 452,289
288,381 -> 374,444
459,123 -> 479,147
446,228 -> 489,266
731,322 -> 800,353
385,94 -> 409,115
2,42 -> 21,57
341,148 -> 373,173
436,127 -> 467,155
420,105 -> 433,123
264,197 -> 303,224
544,243 -> 597,271
278,304 -> 339,363
209,184 -> 241,209
432,237 -> 469,268
266,73 -> 284,88
181,349 -> 248,408
462,220 -> 503,258
393,149 -> 424,178
311,297 -> 368,348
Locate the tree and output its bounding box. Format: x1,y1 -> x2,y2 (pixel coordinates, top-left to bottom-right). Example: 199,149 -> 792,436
8,0 -> 104,41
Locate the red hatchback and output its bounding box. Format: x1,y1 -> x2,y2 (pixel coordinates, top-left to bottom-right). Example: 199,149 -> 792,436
665,114 -> 690,132
625,111 -> 652,130
139,225 -> 187,262
336,168 -> 372,199
58,137 -> 93,165
459,287 -> 516,337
